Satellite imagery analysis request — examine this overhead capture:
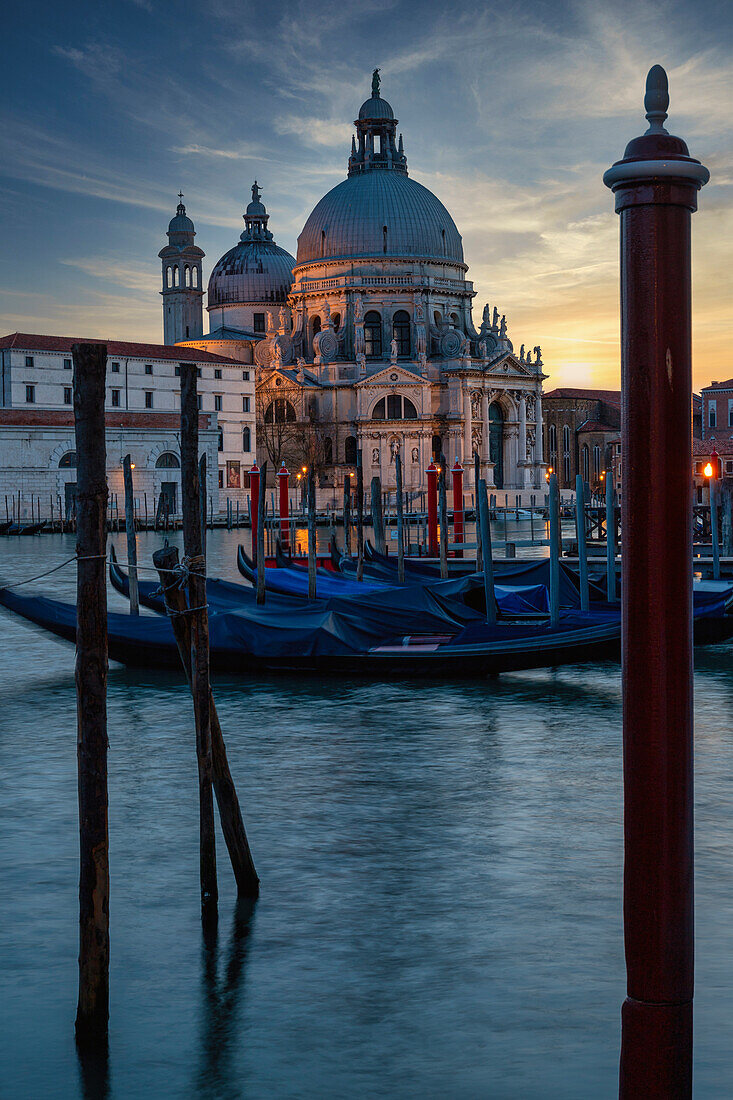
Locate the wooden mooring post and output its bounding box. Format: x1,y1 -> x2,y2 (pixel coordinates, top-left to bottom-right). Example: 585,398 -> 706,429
307,471 -> 317,600
153,544 -> 259,897
474,452 -> 483,572
438,456 -> 448,580
371,476 -> 385,555
180,363 -> 217,921
721,481 -> 733,557
343,473 -> 351,556
199,454 -> 207,560
604,65 -> 709,1096
575,473 -> 589,612
256,462 -> 267,606
356,451 -> 364,581
72,342 -> 109,1044
605,469 -> 617,602
710,474 -> 720,580
395,453 -> 405,583
122,455 -> 139,616
548,472 -> 560,627
478,478 -> 496,624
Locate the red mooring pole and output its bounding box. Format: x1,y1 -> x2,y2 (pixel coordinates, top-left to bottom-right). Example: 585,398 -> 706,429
277,462 -> 290,551
604,65 -> 709,1098
451,461 -> 464,558
426,461 -> 438,558
249,462 -> 260,564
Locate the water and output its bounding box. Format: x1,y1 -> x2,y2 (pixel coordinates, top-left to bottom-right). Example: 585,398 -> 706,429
1,529 -> 732,1098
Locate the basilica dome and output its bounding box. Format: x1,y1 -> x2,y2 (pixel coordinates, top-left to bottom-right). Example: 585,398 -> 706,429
296,73 -> 463,269
207,183 -> 295,307
296,169 -> 464,266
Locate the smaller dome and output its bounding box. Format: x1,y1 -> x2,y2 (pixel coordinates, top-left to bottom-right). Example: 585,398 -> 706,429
358,95 -> 394,121
168,201 -> 194,235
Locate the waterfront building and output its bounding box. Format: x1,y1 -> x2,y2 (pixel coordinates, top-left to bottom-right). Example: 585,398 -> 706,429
542,388 -> 621,491
0,333 -> 256,514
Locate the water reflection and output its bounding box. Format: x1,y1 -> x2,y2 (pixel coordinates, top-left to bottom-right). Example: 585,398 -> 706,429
194,900 -> 257,1099
75,1037 -> 110,1100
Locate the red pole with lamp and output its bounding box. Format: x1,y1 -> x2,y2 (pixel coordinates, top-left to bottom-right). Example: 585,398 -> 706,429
451,461 -> 464,558
277,462 -> 290,552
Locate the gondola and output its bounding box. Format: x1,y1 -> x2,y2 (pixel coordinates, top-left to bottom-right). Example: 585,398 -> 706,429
0,521 -> 12,535
4,521 -> 46,536
0,583 -> 629,677
237,544 -> 388,599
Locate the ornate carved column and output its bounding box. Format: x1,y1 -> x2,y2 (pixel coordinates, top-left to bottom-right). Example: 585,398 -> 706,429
481,392 -> 490,462
534,390 -> 544,487
517,392 -> 528,488
462,385 -> 472,479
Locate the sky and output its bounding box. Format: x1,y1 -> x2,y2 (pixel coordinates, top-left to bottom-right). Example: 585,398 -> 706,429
1,0 -> 731,391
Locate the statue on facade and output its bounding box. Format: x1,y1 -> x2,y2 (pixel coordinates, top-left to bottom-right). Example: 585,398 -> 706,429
356,351 -> 366,375
534,345 -> 542,365
266,310 -> 275,334
353,296 -> 363,321
482,303 -> 491,328
251,181 -> 261,205
390,336 -> 398,363
278,306 -> 287,332
414,296 -> 425,322
417,351 -> 427,373
499,315 -> 507,340
411,447 -> 419,463
526,428 -> 536,461
519,344 -> 525,363
492,306 -> 499,329
372,447 -> 380,464
461,335 -> 471,359
390,438 -> 400,460
323,300 -> 331,325
526,394 -> 536,419
272,340 -> 283,367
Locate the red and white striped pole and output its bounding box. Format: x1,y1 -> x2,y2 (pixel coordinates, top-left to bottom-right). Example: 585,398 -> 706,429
277,462 -> 290,551
604,65 -> 708,1098
426,461 -> 438,558
249,462 -> 260,564
451,461 -> 464,558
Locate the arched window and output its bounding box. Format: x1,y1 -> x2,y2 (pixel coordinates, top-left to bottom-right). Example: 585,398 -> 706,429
593,445 -> 601,478
450,312 -> 460,328
548,425 -> 557,471
324,437 -> 333,464
372,395 -> 418,420
59,451 -> 77,468
218,428 -> 224,453
242,426 -> 251,452
344,435 -> 357,465
562,425 -> 571,485
265,399 -> 297,423
166,267 -> 172,288
433,311 -> 442,326
432,434 -> 443,461
184,266 -> 190,287
174,266 -> 180,287
582,444 -> 589,484
392,310 -> 410,357
155,451 -> 180,469
364,311 -> 382,359
192,267 -> 198,288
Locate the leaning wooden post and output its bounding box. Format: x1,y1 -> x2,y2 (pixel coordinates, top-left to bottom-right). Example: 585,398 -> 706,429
356,450 -> 364,581
180,363 -> 217,920
605,469 -> 617,602
709,471 -> 720,580
575,473 -> 589,612
249,462 -> 260,565
604,65 -> 709,1097
72,342 -> 109,1043
343,473 -> 352,556
153,544 -> 259,897
307,472 -> 317,599
371,476 -> 385,555
478,479 -> 496,624
548,472 -> 560,627
438,456 -> 449,579
199,454 -> 207,560
256,462 -> 267,606
122,455 -> 139,616
395,453 -> 405,583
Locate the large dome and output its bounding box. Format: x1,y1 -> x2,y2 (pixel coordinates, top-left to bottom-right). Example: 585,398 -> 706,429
207,183 -> 295,307
296,170 -> 464,266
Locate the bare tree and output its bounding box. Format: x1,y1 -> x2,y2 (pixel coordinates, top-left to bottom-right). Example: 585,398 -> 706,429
256,376 -> 339,484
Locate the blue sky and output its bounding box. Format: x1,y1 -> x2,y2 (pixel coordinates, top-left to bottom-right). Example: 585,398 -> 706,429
2,0 -> 731,388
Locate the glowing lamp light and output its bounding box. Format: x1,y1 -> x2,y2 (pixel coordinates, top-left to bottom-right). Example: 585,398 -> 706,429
704,462 -> 713,478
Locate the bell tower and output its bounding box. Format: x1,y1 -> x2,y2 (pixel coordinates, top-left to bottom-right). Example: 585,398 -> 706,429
158,194 -> 205,344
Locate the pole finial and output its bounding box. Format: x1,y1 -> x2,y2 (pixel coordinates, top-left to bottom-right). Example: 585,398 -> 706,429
644,65 -> 669,133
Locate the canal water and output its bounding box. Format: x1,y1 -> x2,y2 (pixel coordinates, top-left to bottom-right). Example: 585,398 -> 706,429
1,527 -> 732,1098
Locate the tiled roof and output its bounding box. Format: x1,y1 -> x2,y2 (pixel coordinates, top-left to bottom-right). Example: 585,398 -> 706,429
0,332 -> 242,365
704,379 -> 733,391
543,388 -> 621,406
577,419 -> 619,433
694,437 -> 733,456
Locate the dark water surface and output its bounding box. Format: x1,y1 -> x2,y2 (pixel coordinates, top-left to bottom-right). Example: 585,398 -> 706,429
1,529 -> 732,1098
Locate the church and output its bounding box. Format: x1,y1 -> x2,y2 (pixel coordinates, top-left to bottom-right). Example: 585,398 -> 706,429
166,71 -> 546,493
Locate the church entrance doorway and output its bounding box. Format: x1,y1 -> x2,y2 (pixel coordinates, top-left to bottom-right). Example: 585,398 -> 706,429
489,404 -> 504,488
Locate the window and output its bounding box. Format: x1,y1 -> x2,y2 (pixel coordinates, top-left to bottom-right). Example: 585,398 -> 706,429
111,362 -> 120,373
364,311 -> 382,358
562,425 -> 571,485
63,358 -> 72,370
324,437 -> 333,464
392,310 -> 411,357
215,369 -> 222,380
694,462 -> 702,474
582,444 -> 589,483
145,364 -> 153,375
253,313 -> 265,333
197,395 -> 202,410
727,461 -> 733,475
59,452 -> 77,468
25,384 -> 35,403
214,395 -> 222,412
218,428 -> 224,452
709,401 -> 717,428
265,399 -> 296,423
63,387 -> 72,405
242,396 -> 250,413
111,389 -> 120,407
242,370 -> 250,381
155,452 -> 180,469
175,365 -> 181,376
593,445 -> 601,478
344,436 -> 357,465
25,356 -> 33,368
332,313 -> 341,332
548,424 -> 557,470
197,368 -> 202,378
372,395 -> 418,420
242,426 -> 251,452
145,391 -> 153,409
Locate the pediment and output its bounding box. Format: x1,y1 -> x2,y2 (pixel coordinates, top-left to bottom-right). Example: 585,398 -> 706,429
357,365 -> 424,388
487,354 -> 533,379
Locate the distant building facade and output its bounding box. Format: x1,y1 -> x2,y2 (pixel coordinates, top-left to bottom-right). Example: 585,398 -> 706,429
0,333 -> 257,512
542,388 -> 621,491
